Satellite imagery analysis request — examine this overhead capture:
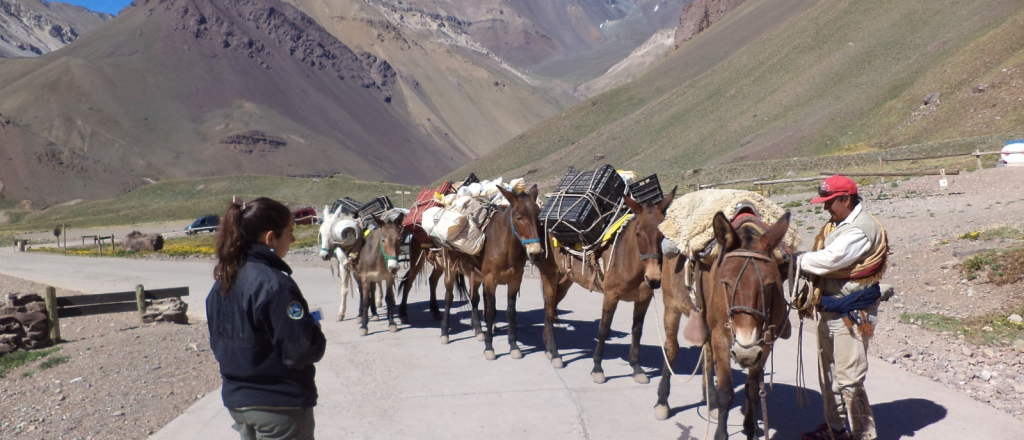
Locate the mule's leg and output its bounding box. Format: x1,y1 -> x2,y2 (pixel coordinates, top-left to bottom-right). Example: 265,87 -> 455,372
711,331 -> 734,440
506,278 -> 523,359
429,267 -> 443,320
655,304 -> 684,420
628,295 -> 653,384
439,273 -> 456,345
591,293 -> 620,384
542,276 -> 573,369
386,281 -> 398,333
375,281 -> 384,309
471,280 -> 484,341
743,366 -> 763,439
482,278 -> 498,360
337,258 -> 349,320
359,280 -> 372,336
703,343 -> 717,418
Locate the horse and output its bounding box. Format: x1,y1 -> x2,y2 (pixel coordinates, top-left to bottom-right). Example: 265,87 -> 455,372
352,213 -> 406,336
536,188 -> 676,384
655,210 -> 792,440
318,204 -> 365,321
434,185 -> 544,361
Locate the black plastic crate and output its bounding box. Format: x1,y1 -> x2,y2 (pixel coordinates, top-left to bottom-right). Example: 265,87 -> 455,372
629,174 -> 663,205
358,196 -> 393,224
331,197 -> 362,217
557,165 -> 626,205
540,194 -> 611,244
462,172 -> 480,187
555,166 -> 578,191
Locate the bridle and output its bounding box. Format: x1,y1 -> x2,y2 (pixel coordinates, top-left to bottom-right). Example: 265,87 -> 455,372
719,249 -> 780,349
377,229 -> 400,264
509,206 -> 540,250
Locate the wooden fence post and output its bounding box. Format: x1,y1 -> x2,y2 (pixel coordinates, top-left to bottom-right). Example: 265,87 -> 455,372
44,286 -> 60,343
136,284 -> 146,324
975,150 -> 983,170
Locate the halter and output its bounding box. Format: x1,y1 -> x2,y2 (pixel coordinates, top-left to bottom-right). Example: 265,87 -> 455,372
378,235 -> 399,263
509,207 -> 540,249
720,249 -> 778,349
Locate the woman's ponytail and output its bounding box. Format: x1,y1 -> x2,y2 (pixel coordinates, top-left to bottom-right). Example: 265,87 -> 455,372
214,197 -> 291,294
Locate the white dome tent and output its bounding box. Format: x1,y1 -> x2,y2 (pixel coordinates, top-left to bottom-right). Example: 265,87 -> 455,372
1001,140 -> 1024,167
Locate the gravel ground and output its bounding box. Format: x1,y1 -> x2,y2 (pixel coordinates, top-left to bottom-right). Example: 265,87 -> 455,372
0,167 -> 1022,440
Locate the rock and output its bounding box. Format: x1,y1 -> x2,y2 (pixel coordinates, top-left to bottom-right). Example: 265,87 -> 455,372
122,231 -> 164,253
963,347 -> 975,357
1013,340 -> 1024,353
973,84 -> 987,94
923,92 -> 941,106
940,259 -> 959,269
984,349 -> 997,358
981,370 -> 992,381
142,298 -> 188,324
1009,314 -> 1023,325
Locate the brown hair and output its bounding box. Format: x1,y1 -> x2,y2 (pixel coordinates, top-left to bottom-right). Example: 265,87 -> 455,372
214,197 -> 291,294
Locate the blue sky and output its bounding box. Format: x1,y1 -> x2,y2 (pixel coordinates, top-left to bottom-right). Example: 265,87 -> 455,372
56,0 -> 133,15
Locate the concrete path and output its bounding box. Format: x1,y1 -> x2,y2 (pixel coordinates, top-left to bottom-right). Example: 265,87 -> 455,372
1,248 -> 1020,439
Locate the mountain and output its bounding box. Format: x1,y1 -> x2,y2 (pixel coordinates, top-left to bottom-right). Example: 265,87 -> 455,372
0,0 -> 472,206
0,0 -> 113,57
447,0 -> 1024,186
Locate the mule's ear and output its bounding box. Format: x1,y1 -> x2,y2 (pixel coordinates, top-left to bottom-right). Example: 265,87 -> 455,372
623,196 -> 643,215
528,184 -> 539,202
372,214 -> 384,228
498,185 -> 517,206
393,213 -> 406,226
324,205 -> 333,220
759,212 -> 791,251
712,211 -> 739,251
656,186 -> 677,215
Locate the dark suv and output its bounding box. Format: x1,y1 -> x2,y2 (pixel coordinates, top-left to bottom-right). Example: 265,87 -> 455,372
185,214 -> 220,235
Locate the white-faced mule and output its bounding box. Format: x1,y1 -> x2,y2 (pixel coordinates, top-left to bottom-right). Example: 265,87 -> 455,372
318,204 -> 365,320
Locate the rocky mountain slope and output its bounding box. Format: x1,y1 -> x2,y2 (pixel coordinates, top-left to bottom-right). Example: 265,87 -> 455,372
448,0 -> 1024,187
0,0 -> 112,57
0,0 -> 469,206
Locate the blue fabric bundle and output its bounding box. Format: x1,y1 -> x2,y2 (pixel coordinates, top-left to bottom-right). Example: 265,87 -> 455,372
819,283 -> 881,324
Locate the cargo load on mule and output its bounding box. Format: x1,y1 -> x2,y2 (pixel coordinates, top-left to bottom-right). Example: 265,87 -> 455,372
330,197 -> 363,218
413,175 -> 527,255
404,181 -> 456,243
358,196 -> 394,226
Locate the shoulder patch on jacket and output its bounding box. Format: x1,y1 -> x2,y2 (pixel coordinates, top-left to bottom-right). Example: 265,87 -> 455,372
287,301 -> 304,320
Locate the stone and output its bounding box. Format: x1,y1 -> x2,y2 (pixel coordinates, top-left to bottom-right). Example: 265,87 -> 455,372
963,347 -> 974,357
924,92 -> 941,106
940,259 -> 959,269
984,349 -> 997,358
981,370 -> 993,381
1013,340 -> 1024,353
973,84 -> 988,94
142,298 -> 188,324
1009,314 -> 1023,325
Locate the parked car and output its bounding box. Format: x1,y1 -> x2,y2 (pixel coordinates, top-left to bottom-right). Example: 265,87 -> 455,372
185,214 -> 219,235
292,207 -> 319,225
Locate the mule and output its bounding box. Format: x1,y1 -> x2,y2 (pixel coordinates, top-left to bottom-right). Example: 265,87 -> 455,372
395,238 -> 444,322
435,185 -> 545,361
318,205 -> 365,320
352,213 -> 406,336
655,211 -> 792,440
536,189 -> 676,383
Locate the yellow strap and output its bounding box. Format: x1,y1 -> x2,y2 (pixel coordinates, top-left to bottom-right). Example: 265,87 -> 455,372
363,229 -> 371,238
601,214 -> 634,243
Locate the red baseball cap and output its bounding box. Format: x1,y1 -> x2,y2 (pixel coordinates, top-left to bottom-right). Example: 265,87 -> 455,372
810,175 -> 858,204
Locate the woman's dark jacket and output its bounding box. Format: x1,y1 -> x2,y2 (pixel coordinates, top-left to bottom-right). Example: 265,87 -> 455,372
206,245 -> 327,409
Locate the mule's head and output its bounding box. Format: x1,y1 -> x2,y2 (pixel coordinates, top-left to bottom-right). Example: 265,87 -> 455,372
373,213 -> 406,274
711,210 -> 790,369
623,186 -> 676,289
318,204 -> 338,261
499,184 -> 544,259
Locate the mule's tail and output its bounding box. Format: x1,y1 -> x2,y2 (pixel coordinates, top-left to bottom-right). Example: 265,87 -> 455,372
454,273 -> 470,303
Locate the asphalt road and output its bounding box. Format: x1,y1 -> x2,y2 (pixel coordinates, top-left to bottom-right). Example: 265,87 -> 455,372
1,248 -> 1020,439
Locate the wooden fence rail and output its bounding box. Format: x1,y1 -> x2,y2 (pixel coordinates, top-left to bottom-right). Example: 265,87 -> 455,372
43,285 -> 190,342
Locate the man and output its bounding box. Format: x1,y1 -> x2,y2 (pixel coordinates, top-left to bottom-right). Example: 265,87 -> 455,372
799,175 -> 888,440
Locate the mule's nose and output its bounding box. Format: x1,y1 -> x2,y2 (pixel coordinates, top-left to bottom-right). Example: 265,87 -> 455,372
644,276 -> 661,289
387,260 -> 398,273
730,345 -> 763,368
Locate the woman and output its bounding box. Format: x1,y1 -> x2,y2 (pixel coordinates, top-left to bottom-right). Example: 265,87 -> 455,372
206,196 -> 326,440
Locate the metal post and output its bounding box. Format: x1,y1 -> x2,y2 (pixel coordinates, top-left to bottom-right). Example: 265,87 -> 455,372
44,286 -> 60,343
975,151 -> 983,170
136,284 -> 147,324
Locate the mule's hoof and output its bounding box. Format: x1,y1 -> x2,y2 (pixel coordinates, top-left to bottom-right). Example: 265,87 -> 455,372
440,335 -> 450,345
389,324 -> 398,333
592,372 -> 607,384
545,352 -> 553,360
551,357 -> 565,369
475,332 -> 485,342
397,317 -> 407,326
484,350 -> 497,361
371,315 -> 380,322
633,373 -> 650,384
510,349 -> 523,359
654,405 -> 670,420
358,328 -> 368,337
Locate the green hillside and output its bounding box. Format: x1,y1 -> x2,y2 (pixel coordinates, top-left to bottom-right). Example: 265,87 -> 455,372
448,0 -> 1024,188
0,175 -> 417,233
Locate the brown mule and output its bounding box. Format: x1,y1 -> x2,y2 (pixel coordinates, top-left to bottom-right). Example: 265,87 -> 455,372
434,185 -> 545,359
655,211 -> 792,440
396,239 -> 444,323
352,213 -> 406,336
536,188 -> 676,382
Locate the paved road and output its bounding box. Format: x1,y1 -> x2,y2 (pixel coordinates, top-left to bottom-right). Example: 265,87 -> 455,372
1,248 -> 1020,439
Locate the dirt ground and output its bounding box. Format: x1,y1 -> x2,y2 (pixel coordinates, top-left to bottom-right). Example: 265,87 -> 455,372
0,167 -> 1022,439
